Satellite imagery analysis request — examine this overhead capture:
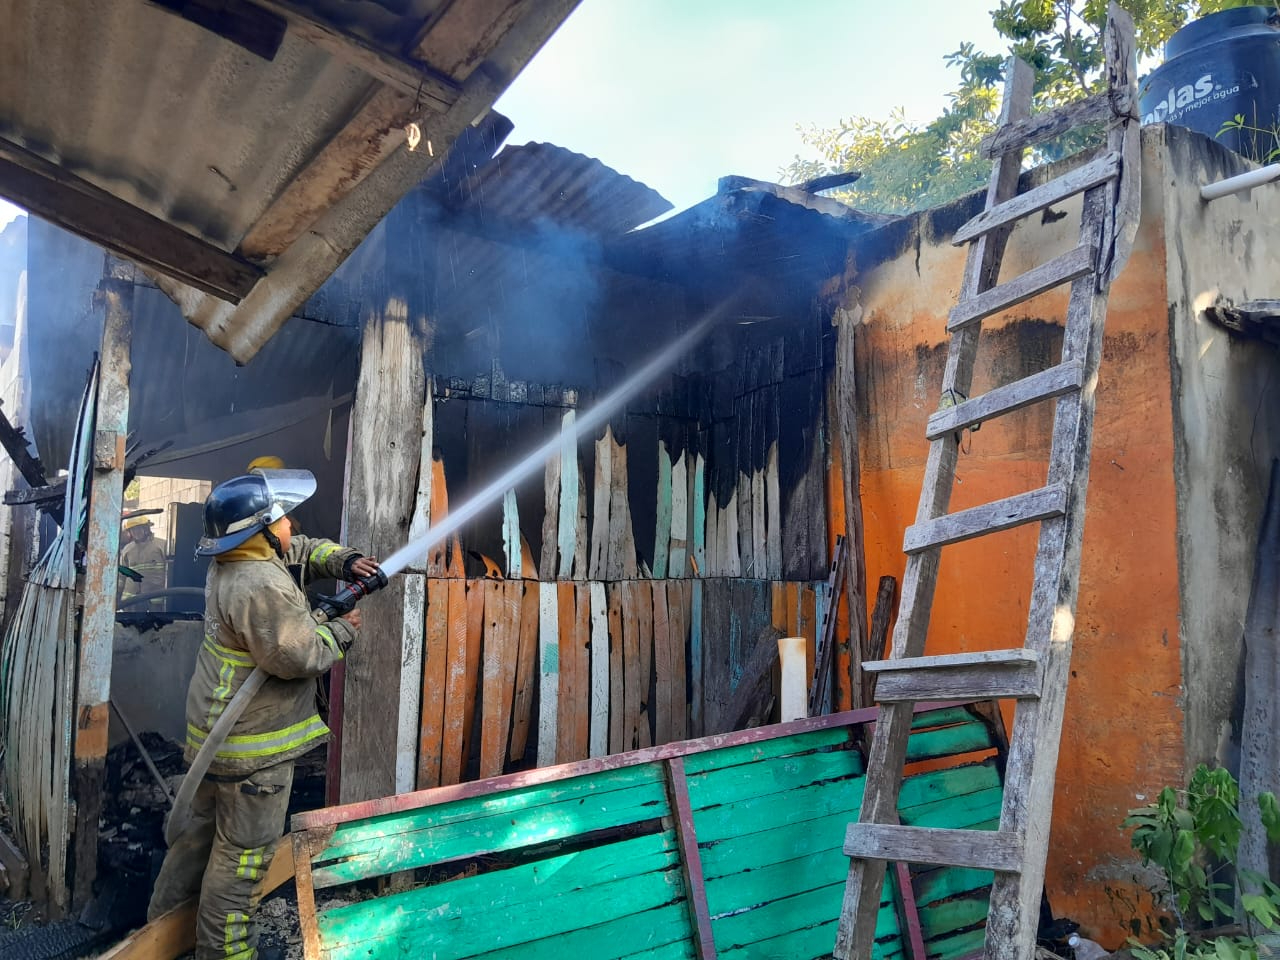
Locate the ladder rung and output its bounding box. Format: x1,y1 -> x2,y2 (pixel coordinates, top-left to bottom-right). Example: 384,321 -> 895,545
845,824 -> 1024,872
926,361 -> 1085,440
903,483 -> 1067,554
952,152 -> 1120,246
866,649 -> 1043,702
979,88 -> 1126,159
948,245 -> 1097,331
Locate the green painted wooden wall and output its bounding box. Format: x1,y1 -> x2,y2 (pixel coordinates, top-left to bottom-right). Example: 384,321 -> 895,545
303,706 -> 1003,960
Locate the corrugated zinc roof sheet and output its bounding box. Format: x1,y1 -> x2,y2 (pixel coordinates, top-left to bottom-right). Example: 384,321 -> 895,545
433,141 -> 673,235
0,0 -> 375,251
0,0 -> 581,362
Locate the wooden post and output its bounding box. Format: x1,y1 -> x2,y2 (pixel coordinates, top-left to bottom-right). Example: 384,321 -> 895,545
337,296 -> 428,804
72,274 -> 133,909
834,312 -> 870,710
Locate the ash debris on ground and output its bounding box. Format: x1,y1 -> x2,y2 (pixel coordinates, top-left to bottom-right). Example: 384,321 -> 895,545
102,736 -> 326,895
102,731 -> 184,899
0,737 -> 331,958
107,740 -> 327,958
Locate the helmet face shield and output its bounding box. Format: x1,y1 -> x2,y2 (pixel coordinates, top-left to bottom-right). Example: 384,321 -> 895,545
196,469 -> 317,557
252,468 -> 317,518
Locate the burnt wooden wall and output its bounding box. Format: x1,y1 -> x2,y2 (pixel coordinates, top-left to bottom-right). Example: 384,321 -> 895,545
336,196 -> 841,799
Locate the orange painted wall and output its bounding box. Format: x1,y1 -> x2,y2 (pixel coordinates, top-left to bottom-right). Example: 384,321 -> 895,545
830,159 -> 1184,944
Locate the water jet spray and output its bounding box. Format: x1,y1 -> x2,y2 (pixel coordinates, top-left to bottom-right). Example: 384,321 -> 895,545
167,302 -> 732,841
378,302 -> 729,577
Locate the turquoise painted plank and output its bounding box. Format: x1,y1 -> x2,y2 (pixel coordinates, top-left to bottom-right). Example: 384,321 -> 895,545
898,761 -> 1000,811
914,866 -> 994,908
320,833 -> 685,956
900,767 -> 1001,819
719,916 -> 904,960
314,778 -> 671,885
681,726 -> 854,776
693,774 -> 865,844
692,453 -> 705,575
557,410 -> 578,579
483,902 -> 694,960
926,924 -> 987,960
690,580 -> 703,735
918,889 -> 991,941
910,706 -> 981,730
320,832 -> 678,945
905,722 -> 996,763
686,748 -> 864,811
711,882 -> 898,953
621,935 -> 699,960
653,443 -> 672,579
901,786 -> 1002,829
705,846 -> 852,920
699,809 -> 859,881
321,763 -> 666,852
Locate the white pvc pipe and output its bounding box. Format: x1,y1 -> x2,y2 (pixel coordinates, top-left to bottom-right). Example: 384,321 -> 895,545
1200,163 -> 1280,202
778,636 -> 808,722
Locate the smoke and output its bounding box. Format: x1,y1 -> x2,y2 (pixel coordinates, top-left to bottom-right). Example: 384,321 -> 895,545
380,300 -> 731,576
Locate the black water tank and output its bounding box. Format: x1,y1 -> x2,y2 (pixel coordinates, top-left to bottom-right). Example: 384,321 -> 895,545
1139,5 -> 1280,162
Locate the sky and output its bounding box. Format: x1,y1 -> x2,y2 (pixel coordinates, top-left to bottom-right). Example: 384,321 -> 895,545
0,0 -> 1005,229
494,0 -> 1005,213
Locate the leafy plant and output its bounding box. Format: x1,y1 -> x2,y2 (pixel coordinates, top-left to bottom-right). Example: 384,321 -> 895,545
1218,113 -> 1280,165
1122,765 -> 1280,960
783,0 -> 1262,214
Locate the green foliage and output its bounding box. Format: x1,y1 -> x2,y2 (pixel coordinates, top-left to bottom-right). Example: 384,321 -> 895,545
784,0 -> 1264,214
1121,765 -> 1280,960
1218,113 -> 1280,164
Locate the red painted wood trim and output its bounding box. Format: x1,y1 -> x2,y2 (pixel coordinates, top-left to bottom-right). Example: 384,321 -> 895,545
895,860 -> 927,960
294,701 -> 971,831
665,756 -> 718,959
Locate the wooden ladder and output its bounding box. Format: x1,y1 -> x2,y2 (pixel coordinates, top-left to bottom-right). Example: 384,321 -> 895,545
833,6 -> 1139,960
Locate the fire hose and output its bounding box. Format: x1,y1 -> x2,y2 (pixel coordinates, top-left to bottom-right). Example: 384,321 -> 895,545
164,567 -> 388,845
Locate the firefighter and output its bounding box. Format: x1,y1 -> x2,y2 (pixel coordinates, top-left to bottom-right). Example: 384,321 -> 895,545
147,468 -> 377,960
120,516 -> 167,609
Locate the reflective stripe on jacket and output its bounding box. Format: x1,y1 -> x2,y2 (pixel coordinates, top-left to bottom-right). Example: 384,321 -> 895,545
120,538 -> 167,598
184,534 -> 359,778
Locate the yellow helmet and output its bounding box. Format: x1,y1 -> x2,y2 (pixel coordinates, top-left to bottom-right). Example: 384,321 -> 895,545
123,516 -> 152,530
247,455 -> 285,472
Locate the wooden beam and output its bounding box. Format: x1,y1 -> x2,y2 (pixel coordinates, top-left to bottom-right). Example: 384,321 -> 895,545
73,277 -> 132,910
834,319 -> 870,710
253,0 -> 460,107
0,139 -> 262,303
337,298 -> 428,804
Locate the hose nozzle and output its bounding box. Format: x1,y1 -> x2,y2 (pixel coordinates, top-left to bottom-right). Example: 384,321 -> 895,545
314,566 -> 388,620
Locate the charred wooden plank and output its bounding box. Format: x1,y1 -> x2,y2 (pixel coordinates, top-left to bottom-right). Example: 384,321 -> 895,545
508,581 -> 540,763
